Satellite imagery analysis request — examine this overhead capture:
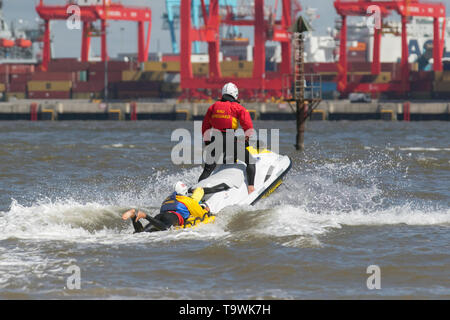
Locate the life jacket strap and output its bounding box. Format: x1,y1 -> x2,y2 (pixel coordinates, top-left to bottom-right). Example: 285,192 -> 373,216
168,211 -> 184,226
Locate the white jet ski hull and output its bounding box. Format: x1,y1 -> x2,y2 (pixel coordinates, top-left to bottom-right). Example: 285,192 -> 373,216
193,150 -> 292,214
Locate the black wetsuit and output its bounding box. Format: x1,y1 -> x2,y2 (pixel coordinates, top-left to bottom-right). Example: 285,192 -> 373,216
131,211 -> 180,233
199,95 -> 256,185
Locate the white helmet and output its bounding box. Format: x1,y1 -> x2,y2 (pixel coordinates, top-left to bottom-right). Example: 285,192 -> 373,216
174,181 -> 188,196
222,82 -> 238,100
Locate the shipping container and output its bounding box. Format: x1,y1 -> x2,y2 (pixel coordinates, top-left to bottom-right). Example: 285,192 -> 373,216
72,81 -> 105,93
50,58 -> 78,63
0,64 -> 35,74
122,70 -> 142,81
89,61 -> 133,72
122,70 -> 165,81
310,62 -> 338,73
347,74 -> 365,83
319,73 -> 338,82
162,54 -> 180,62
48,59 -> 90,72
0,74 -> 8,83
410,71 -> 435,81
236,71 -> 253,78
31,72 -> 75,81
6,92 -> 26,100
321,82 -> 338,92
360,72 -> 392,83
161,82 -> 181,93
141,72 -> 165,81
88,71 -> 104,81
223,56 -> 241,61
347,62 -> 372,72
109,71 -> 124,83
28,91 -> 71,99
347,50 -> 367,62
441,71 -> 450,82
88,71 -> 123,83
433,81 -> 450,92
410,92 -> 432,100
115,81 -> 161,91
434,71 -> 443,81
143,61 -> 180,72
220,61 -> 253,72
77,70 -> 88,82
117,91 -> 161,100
192,63 -> 209,76
379,63 -> 417,74
8,82 -> 27,92
221,71 -> 239,77
9,73 -> 32,83
28,81 -> 72,92
411,80 -> 433,92
72,92 -> 95,99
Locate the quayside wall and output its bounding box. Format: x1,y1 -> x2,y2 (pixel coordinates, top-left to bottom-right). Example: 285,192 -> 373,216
0,100 -> 449,121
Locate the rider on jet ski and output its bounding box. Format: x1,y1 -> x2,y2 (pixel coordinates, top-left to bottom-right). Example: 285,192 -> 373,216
199,82 -> 256,195
122,181 -> 210,232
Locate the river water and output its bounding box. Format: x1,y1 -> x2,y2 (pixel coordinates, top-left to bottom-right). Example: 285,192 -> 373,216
0,120 -> 448,299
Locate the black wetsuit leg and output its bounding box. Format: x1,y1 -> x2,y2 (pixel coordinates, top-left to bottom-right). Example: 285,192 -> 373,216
234,138 -> 256,186
131,219 -> 145,233
199,162 -> 216,182
199,139 -> 217,182
142,212 -> 180,232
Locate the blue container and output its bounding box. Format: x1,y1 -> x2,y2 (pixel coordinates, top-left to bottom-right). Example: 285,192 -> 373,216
321,82 -> 337,92
305,81 -> 337,93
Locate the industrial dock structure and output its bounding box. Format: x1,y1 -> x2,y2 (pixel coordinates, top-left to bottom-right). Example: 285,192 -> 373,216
0,0 -> 449,121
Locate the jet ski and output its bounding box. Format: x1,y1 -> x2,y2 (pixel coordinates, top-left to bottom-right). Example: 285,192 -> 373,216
191,146 -> 292,214
138,147 -> 291,232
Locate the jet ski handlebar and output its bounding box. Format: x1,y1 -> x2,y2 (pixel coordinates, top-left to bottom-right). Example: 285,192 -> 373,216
188,183 -> 230,195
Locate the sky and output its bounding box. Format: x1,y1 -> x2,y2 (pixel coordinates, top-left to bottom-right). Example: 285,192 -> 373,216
2,0 -> 450,58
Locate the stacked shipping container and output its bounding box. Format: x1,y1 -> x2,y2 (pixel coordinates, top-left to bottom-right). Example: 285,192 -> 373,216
433,71 -> 450,98
0,58 -> 448,101
0,64 -> 34,100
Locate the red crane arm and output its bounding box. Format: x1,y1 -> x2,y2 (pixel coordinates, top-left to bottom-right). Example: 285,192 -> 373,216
36,4 -> 151,22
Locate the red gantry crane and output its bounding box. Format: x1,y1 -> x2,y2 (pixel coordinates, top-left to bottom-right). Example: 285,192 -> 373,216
36,0 -> 152,71
179,0 -> 294,100
334,0 -> 446,96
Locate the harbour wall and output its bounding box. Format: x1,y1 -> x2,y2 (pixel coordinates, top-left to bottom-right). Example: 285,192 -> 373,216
0,99 -> 449,121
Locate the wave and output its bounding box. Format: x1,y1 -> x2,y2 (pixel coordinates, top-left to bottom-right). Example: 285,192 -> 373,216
365,146 -> 450,152
398,147 -> 450,152
0,150 -> 448,244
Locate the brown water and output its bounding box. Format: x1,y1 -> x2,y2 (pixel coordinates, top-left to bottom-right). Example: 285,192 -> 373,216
0,120 -> 449,299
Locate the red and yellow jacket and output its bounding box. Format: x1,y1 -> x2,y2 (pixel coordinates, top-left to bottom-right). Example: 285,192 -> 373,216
201,100 -> 254,141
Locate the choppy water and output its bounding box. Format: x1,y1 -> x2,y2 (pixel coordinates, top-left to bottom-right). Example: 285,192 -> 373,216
0,120 -> 449,299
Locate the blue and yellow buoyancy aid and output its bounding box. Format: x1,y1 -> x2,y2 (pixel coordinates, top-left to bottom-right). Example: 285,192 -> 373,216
160,188 -> 207,224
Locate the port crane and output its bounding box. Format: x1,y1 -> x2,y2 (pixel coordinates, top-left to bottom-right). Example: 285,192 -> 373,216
163,0 -> 240,54
334,0 -> 446,96
179,0 -> 294,100
36,0 -> 152,71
